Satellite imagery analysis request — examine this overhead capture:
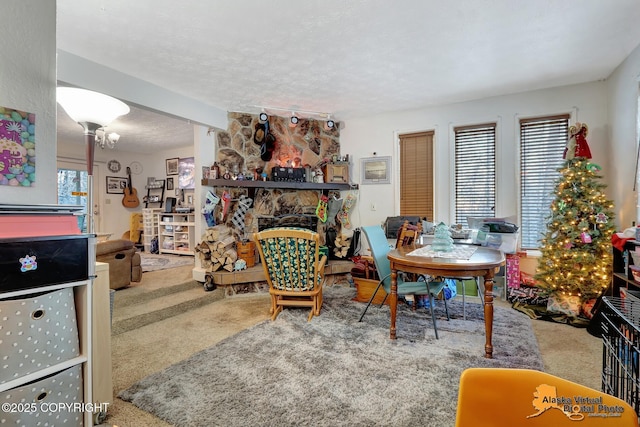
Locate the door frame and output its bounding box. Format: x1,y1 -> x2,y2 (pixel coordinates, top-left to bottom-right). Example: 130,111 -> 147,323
57,157 -> 103,233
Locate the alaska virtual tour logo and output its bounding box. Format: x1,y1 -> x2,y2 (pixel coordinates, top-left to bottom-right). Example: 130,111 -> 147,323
527,384 -> 626,421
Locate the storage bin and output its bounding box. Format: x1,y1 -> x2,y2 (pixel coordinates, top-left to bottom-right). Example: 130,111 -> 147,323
0,288 -> 80,385
0,235 -> 89,293
0,364 -> 83,426
471,230 -> 519,254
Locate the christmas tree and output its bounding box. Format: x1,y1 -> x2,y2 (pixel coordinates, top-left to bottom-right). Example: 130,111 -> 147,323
431,222 -> 454,252
535,122 -> 616,304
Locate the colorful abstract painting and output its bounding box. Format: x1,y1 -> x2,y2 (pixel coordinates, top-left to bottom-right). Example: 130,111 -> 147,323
0,106 -> 35,187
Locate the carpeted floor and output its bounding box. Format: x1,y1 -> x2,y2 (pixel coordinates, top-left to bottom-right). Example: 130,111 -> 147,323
119,285 -> 543,427
140,253 -> 195,272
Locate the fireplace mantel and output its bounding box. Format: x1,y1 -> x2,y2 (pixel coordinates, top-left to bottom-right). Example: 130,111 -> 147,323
201,178 -> 355,192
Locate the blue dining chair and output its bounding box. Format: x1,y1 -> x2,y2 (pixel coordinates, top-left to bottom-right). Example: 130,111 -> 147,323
358,225 -> 450,338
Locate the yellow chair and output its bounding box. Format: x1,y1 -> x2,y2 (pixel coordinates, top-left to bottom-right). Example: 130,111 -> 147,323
254,227 -> 327,322
455,368 -> 639,426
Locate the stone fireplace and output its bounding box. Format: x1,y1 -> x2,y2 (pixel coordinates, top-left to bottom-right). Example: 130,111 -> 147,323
211,112 -> 343,242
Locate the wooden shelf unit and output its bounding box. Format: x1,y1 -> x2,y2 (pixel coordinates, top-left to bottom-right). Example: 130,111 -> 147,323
613,239 -> 640,295
0,233 -> 95,426
144,180 -> 165,208
158,212 -> 196,256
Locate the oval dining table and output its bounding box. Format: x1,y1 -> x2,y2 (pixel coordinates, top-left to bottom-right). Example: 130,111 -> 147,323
387,245 -> 506,358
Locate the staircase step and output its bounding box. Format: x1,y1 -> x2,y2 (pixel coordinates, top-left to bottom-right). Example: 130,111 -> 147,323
112,283 -> 225,336
114,279 -> 200,308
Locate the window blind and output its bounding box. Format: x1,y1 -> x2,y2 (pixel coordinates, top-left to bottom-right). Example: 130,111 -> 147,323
520,115 -> 569,249
454,124 -> 496,227
399,131 -> 434,220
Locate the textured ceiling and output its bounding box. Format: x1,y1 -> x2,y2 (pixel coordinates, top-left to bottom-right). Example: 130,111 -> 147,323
56,0 -> 640,153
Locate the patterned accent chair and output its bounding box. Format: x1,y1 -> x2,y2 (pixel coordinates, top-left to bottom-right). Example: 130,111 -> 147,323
254,227 -> 327,321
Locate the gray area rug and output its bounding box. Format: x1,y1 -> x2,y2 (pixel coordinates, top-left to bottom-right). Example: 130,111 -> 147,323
119,286 -> 543,427
140,253 -> 194,272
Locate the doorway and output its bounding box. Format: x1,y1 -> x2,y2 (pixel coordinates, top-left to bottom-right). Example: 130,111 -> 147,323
57,159 -> 102,233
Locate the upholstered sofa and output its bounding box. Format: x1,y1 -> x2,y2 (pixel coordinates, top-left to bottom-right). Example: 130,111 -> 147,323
96,239 -> 142,290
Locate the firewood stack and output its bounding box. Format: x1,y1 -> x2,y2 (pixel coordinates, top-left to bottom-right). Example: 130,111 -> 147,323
333,233 -> 352,258
195,225 -> 238,272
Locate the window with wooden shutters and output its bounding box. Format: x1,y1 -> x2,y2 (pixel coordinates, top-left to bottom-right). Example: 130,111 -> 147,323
454,124 -> 496,227
399,131 -> 434,220
520,115 -> 569,249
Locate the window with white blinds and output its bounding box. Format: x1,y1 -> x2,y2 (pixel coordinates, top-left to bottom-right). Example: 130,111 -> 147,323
399,131 -> 434,220
519,115 -> 569,249
454,124 -> 496,227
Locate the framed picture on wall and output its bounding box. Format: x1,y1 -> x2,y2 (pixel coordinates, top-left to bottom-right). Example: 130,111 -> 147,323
178,157 -> 195,189
106,176 -> 127,194
166,157 -> 179,175
361,156 -> 391,185
166,177 -> 174,190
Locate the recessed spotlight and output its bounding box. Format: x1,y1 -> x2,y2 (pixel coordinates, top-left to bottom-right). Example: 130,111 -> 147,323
290,114 -> 299,127
259,112 -> 268,123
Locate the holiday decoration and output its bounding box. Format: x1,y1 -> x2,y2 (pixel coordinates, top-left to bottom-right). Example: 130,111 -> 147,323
563,122 -> 592,160
326,195 -> 343,225
201,191 -> 220,227
231,194 -> 253,233
431,222 -> 454,252
316,194 -> 328,222
221,190 -> 232,221
337,191 -> 357,229
535,123 -> 615,321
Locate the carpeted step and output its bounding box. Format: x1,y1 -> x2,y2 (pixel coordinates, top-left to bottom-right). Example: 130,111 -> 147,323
112,283 -> 225,335
114,279 -> 201,308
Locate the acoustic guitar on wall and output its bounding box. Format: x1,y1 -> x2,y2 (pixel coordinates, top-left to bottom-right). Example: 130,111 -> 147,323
122,166 -> 140,208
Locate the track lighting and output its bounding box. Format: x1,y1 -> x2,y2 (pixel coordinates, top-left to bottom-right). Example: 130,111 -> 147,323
252,105 -> 339,128
324,116 -> 335,131
290,113 -> 299,128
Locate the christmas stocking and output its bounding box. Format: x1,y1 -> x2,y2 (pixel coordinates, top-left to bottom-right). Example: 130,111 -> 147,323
231,195 -> 253,232
338,192 -> 357,229
327,196 -> 343,225
201,191 -> 220,227
316,194 -> 329,222
221,191 -> 232,222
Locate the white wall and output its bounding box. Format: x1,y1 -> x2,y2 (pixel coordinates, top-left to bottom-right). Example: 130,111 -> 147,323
606,43 -> 640,230
57,139 -> 194,238
0,1 -> 57,205
341,81 -> 608,230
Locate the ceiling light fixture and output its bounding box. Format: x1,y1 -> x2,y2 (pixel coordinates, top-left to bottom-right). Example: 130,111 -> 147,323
324,115 -> 335,131
290,113 -> 299,128
252,105 -> 338,126
57,87 -> 130,233
259,110 -> 268,123
95,129 -> 121,149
